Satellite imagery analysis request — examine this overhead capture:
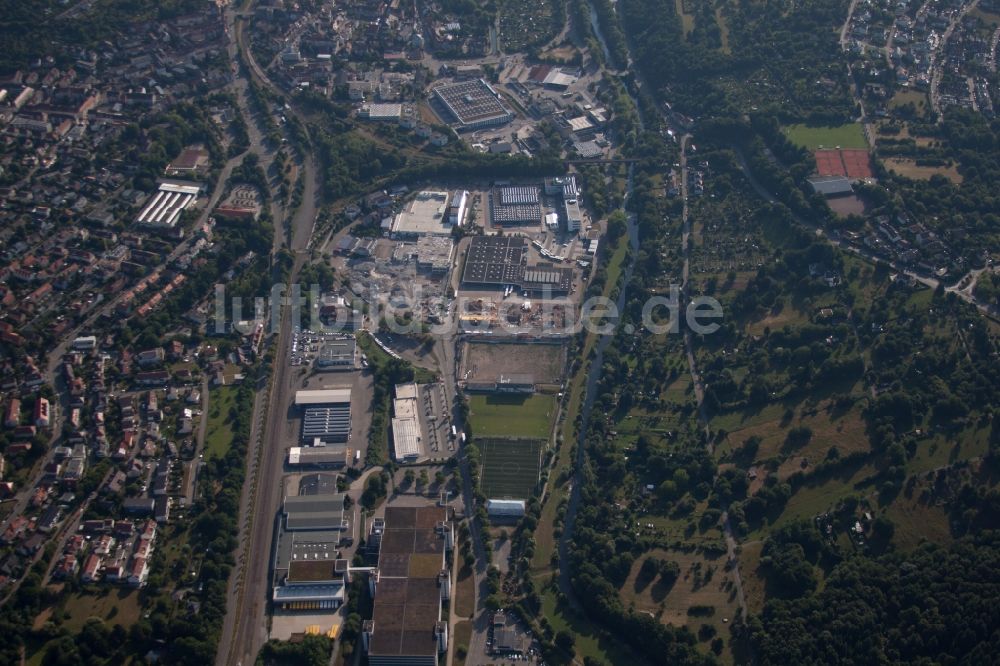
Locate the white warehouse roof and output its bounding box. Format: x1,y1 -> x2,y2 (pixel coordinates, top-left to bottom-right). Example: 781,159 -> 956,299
135,181 -> 200,228
391,416 -> 420,460
295,389 -> 352,406
486,499 -> 526,514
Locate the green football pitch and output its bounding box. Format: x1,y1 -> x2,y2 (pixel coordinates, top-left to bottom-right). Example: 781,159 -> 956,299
468,393 -> 555,439
782,123 -> 867,150
479,437 -> 543,500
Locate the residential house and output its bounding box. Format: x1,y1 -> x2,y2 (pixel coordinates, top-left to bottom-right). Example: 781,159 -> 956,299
81,553 -> 101,583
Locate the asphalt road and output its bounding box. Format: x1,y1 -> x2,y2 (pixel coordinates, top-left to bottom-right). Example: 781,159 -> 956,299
930,0 -> 981,120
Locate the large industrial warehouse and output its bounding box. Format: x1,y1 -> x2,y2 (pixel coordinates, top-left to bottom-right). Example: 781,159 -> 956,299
490,185 -> 542,226
315,337 -> 357,371
271,477 -> 351,615
461,236 -> 574,296
295,389 -> 352,444
431,79 -> 514,131
389,191 -> 453,238
391,383 -> 422,463
287,445 -> 349,468
461,235 -> 527,286
363,506 -> 453,666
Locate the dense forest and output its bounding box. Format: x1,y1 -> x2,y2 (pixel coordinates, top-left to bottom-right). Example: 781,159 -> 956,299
619,0 -> 853,122
751,529 -> 1000,663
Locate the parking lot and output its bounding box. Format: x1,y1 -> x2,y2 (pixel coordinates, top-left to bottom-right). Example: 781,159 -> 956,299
419,381 -> 454,457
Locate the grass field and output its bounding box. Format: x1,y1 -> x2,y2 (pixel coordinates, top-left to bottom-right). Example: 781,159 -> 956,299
714,398 -> 869,462
479,437 -> 543,500
884,488 -> 953,550
675,0 -> 694,35
783,123 -> 867,150
620,548 -> 741,657
455,562 -> 476,617
468,393 -> 555,439
743,305 -> 810,336
737,541 -> 766,614
453,621 -> 473,666
970,7 -> 1000,30
61,588 -> 143,632
889,88 -> 928,111
907,423 -> 991,474
768,462 -> 878,531
716,7 -> 731,54
884,157 -> 963,184
876,121 -> 934,147
204,385 -> 236,459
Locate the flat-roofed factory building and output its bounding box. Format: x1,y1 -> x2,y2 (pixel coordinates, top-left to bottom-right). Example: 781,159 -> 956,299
288,444 -> 349,468
391,383 -> 421,463
295,389 -> 352,445
522,265 -> 573,296
449,190 -> 469,226
315,337 -> 357,371
490,186 -> 542,226
272,476 -> 352,612
135,180 -> 203,233
359,103 -> 403,120
461,235 -> 527,287
461,235 -> 574,297
295,389 -> 353,406
564,197 -> 583,234
431,79 -> 514,132
390,191 -> 453,238
363,506 -> 454,666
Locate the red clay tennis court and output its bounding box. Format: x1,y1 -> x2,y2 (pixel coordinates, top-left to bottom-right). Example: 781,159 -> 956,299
814,149 -> 874,179
814,150 -> 846,176
840,149 -> 874,179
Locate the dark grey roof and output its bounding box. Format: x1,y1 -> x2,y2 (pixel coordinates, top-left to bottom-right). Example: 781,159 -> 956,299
123,497 -> 155,514
301,405 -> 351,443
284,493 -> 345,530
808,175 -> 854,196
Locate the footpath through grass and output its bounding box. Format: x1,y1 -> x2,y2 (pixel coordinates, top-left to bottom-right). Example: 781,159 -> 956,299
531,239 -> 628,572
522,235 -> 633,666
